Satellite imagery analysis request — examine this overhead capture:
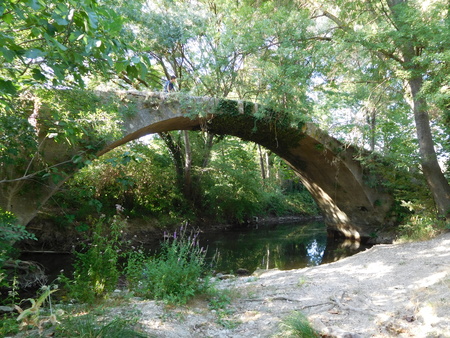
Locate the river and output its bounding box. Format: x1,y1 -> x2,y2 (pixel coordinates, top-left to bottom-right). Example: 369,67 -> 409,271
19,220 -> 370,285
200,220 -> 370,274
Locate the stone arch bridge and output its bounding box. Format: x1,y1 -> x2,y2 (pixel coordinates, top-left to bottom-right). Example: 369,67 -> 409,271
2,91 -> 397,241
103,91 -> 395,240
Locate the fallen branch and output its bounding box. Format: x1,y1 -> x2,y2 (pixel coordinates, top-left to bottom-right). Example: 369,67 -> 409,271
244,296 -> 303,303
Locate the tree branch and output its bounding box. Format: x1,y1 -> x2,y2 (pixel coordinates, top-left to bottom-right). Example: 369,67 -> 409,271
318,8 -> 404,64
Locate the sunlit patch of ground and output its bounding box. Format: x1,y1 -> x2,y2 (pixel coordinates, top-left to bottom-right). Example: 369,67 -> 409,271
122,232 -> 450,337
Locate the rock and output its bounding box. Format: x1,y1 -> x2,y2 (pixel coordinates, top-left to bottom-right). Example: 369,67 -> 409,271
236,268 -> 250,276
215,273 -> 235,280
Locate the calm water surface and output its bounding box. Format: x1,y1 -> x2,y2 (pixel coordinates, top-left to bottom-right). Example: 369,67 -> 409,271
199,220 -> 370,274
21,221 -> 370,281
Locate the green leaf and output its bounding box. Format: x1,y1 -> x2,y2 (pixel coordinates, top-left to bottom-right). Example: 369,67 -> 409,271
26,0 -> 42,10
104,54 -> 113,66
25,48 -> 46,59
53,14 -> 69,26
51,39 -> 68,51
2,13 -> 13,24
0,79 -> 17,95
31,27 -> 41,37
32,69 -> 46,81
86,9 -> 99,30
131,56 -> 140,64
46,23 -> 57,37
126,65 -> 138,79
138,62 -> 148,78
0,47 -> 15,62
115,60 -> 128,73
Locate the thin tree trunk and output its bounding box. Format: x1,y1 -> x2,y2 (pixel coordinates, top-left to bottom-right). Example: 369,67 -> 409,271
258,144 -> 266,180
183,130 -> 192,199
202,132 -> 215,168
265,151 -> 270,179
369,109 -> 376,152
158,132 -> 184,190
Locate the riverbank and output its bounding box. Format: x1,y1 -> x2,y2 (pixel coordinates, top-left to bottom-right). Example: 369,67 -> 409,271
126,231 -> 450,337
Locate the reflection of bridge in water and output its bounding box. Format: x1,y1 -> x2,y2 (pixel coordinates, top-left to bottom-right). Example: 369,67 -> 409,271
199,221 -> 369,273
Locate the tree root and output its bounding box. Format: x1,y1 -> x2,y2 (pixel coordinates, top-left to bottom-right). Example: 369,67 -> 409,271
330,292 -> 373,315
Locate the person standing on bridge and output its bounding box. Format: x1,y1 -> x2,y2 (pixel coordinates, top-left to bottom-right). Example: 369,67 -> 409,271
164,75 -> 177,92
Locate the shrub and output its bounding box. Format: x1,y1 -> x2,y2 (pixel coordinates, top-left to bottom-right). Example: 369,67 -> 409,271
397,207 -> 448,242
59,215 -> 125,303
125,226 -> 210,305
0,208 -> 37,299
0,314 -> 19,336
0,209 -> 37,268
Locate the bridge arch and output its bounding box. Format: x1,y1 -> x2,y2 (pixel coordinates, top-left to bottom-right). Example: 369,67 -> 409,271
97,91 -> 396,241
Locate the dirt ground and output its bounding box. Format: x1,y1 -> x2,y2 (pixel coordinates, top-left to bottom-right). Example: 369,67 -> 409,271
125,231 -> 450,337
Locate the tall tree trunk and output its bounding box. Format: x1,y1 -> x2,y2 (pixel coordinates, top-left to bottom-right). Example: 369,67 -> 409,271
387,0 -> 450,218
408,77 -> 450,218
265,151 -> 271,179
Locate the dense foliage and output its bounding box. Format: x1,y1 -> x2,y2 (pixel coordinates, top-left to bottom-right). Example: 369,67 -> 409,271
0,0 -> 154,110
0,209 -> 37,296
52,133 -> 318,227
58,215 -> 124,303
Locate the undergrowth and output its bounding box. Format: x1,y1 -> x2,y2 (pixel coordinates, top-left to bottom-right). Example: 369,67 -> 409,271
125,225 -> 211,305
58,214 -> 125,303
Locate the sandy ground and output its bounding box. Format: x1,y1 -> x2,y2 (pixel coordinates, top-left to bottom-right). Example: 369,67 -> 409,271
126,232 -> 450,337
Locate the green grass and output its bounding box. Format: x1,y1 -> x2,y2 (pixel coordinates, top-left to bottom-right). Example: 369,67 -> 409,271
55,312 -> 146,338
279,311 -> 319,338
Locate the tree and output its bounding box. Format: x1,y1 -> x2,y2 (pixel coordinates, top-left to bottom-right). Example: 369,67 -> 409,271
0,0 -> 153,108
0,1 -> 155,224
306,0 -> 450,218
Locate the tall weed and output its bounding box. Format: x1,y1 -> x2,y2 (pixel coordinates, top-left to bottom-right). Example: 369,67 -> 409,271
125,226 -> 210,305
59,215 -> 125,303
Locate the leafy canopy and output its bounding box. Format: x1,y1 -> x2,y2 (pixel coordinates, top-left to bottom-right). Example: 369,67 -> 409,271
0,0 -> 151,109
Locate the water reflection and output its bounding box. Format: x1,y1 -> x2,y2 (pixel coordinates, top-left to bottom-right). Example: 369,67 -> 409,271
201,221 -> 369,274
18,221 -> 370,284
306,239 -> 325,266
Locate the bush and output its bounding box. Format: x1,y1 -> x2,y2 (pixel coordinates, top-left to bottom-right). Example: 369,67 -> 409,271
125,226 -> 210,305
0,314 -> 19,336
0,208 -> 37,298
0,209 -> 37,267
59,215 -> 125,303
397,207 -> 448,242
